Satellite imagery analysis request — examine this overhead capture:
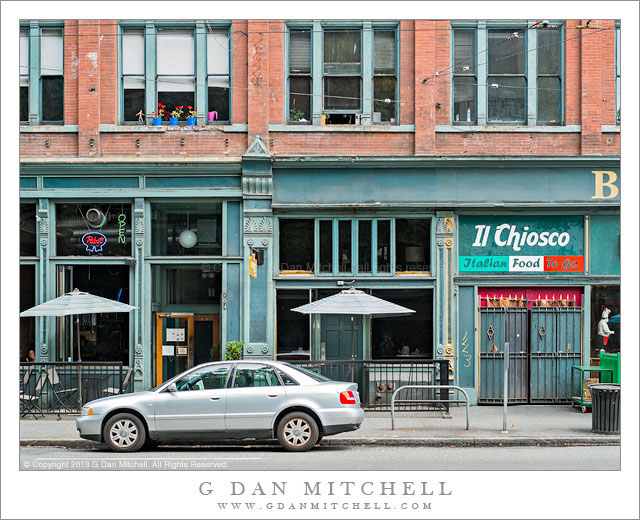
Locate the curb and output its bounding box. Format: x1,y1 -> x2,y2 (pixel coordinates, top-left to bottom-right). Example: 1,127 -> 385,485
20,436 -> 620,449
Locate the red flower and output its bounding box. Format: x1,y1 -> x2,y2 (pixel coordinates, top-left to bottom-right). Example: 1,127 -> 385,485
187,105 -> 193,109
179,106 -> 183,109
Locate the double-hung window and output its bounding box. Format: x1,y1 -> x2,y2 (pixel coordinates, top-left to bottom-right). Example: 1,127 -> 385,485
40,27 -> 64,123
452,29 -> 477,123
487,29 -> 526,123
286,22 -> 398,125
157,29 -> 195,113
122,29 -> 145,122
452,22 -> 564,126
20,28 -> 29,123
288,29 -> 312,123
207,29 -> 230,122
615,24 -> 620,124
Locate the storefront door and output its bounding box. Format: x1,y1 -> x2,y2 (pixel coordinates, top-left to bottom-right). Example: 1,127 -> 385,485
155,313 -> 194,385
321,314 -> 362,382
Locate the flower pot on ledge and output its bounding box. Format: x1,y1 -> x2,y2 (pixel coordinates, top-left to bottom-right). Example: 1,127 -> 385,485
186,117 -> 196,126
153,117 -> 162,126
169,117 -> 179,126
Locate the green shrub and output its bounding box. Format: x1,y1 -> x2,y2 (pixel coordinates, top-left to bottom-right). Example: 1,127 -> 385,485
224,341 -> 243,361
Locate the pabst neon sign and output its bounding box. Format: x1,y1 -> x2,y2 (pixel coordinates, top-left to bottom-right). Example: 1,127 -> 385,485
82,232 -> 107,253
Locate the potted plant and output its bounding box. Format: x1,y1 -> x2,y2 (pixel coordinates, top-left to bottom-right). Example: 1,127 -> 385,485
152,103 -> 166,126
289,108 -> 305,123
224,340 -> 243,361
186,106 -> 197,126
169,106 -> 183,126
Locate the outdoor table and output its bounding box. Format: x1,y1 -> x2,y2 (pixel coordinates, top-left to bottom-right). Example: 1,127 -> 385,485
571,365 -> 613,413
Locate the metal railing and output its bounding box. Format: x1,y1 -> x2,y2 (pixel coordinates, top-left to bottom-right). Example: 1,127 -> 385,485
289,359 -> 450,411
391,385 -> 470,430
19,362 -> 131,417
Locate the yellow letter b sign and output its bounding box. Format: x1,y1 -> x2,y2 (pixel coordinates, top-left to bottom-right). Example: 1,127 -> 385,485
592,171 -> 619,199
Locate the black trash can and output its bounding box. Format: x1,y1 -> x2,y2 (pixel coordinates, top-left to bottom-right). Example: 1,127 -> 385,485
588,383 -> 620,434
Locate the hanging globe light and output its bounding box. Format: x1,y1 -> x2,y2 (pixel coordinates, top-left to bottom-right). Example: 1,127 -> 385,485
178,229 -> 198,248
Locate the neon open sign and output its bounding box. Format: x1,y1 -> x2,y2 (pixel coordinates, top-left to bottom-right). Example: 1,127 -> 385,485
82,232 -> 107,253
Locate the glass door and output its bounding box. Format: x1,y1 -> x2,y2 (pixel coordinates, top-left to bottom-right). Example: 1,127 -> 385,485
155,313 -> 194,385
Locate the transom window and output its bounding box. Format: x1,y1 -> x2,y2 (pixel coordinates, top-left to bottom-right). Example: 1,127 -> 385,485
452,22 -> 564,126
278,217 -> 431,276
287,22 -> 398,125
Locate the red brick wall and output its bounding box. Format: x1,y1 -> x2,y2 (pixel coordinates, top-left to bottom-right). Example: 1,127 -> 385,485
19,19 -> 621,161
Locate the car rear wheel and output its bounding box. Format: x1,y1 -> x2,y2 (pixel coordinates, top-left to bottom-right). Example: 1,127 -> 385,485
277,412 -> 319,452
103,413 -> 146,452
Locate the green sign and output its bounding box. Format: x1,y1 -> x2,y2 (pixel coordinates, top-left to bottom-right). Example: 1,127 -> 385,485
458,216 -> 584,273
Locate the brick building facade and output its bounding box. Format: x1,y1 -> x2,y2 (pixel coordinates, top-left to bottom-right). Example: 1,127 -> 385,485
19,19 -> 620,403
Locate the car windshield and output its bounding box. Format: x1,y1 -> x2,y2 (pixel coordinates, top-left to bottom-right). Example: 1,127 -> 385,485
282,363 -> 332,382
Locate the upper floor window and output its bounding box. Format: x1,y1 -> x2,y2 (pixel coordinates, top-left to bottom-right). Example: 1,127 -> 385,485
452,23 -> 563,126
119,23 -> 231,125
278,217 -> 431,276
20,28 -> 29,122
19,23 -> 64,125
122,29 -> 145,122
286,22 -> 398,125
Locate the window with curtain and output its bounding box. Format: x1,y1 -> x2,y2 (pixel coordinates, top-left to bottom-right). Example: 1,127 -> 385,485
20,28 -> 29,123
40,27 -> 64,123
537,28 -> 561,125
487,29 -> 526,123
157,29 -> 195,115
452,29 -> 477,124
122,29 -> 145,122
207,29 -> 230,122
373,29 -> 396,123
288,29 -> 312,123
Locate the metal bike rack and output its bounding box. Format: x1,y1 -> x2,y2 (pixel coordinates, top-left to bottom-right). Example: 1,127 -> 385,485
391,384 -> 470,430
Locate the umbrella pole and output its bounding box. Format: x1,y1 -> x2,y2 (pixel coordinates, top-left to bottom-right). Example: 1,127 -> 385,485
350,316 -> 354,382
76,315 -> 83,408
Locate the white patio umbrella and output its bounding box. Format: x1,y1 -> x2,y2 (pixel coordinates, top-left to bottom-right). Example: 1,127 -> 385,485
20,288 -> 137,405
291,287 -> 415,380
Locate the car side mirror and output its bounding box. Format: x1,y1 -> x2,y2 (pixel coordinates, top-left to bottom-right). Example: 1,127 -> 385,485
166,382 -> 177,393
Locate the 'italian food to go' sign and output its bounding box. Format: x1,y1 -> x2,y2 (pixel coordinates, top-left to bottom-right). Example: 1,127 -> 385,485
458,216 -> 584,273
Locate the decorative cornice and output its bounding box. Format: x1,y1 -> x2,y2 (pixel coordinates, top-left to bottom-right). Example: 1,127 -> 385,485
244,216 -> 273,234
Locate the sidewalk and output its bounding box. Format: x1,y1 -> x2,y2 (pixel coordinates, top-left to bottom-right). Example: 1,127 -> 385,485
20,405 -> 619,448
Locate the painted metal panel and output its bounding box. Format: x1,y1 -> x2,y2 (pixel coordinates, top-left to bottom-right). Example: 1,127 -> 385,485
273,167 -> 620,206
20,178 -> 37,189
457,286 -> 475,388
145,176 -> 241,188
249,249 -> 268,343
42,177 -> 138,189
225,263 -> 240,343
589,215 -> 621,276
225,201 -> 241,256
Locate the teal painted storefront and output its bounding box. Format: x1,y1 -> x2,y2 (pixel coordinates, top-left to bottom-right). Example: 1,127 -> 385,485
20,155 -> 620,402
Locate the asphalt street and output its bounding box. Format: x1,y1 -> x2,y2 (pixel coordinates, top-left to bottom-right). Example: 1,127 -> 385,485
19,445 -> 621,471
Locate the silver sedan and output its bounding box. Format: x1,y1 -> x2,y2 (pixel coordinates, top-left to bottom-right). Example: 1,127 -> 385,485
76,360 -> 364,452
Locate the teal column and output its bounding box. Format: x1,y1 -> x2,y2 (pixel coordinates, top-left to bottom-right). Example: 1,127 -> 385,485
361,22 -> 373,125
144,22 -> 156,124
132,198 -> 146,390
527,24 -> 537,126
311,21 -> 323,125
435,214 -> 455,387
28,22 -> 40,125
195,22 -> 207,125
476,21 -> 487,126
583,285 -> 591,366
37,199 -> 51,360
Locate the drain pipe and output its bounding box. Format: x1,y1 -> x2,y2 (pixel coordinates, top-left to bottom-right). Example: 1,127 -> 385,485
503,341 -> 509,433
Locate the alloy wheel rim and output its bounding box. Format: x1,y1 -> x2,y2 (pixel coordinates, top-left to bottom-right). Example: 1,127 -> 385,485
283,418 -> 311,446
110,419 -> 138,447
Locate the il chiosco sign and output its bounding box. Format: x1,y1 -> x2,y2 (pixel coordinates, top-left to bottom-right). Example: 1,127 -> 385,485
458,216 -> 584,273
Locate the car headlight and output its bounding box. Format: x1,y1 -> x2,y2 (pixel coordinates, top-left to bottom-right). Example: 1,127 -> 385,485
81,406 -> 94,416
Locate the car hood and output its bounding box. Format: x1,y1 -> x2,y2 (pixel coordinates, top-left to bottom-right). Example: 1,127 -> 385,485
84,391 -> 156,409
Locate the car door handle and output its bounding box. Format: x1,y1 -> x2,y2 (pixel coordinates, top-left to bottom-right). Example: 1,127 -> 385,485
209,396 -> 221,401
266,394 -> 279,398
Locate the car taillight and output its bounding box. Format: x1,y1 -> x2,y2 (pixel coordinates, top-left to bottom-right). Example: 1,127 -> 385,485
340,391 -> 356,405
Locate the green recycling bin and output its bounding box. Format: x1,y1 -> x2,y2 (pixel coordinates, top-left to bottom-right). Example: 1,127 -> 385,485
588,383 -> 620,434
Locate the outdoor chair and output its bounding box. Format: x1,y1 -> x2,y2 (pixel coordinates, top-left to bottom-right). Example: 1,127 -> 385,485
47,367 -> 78,412
20,369 -> 46,419
103,368 -> 133,396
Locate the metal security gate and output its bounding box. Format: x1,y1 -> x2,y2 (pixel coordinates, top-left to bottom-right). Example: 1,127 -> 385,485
479,303 -> 529,404
479,295 -> 582,404
530,306 -> 582,403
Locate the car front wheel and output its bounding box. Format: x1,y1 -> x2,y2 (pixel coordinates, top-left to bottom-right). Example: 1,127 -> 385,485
277,412 -> 319,452
103,413 -> 146,452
